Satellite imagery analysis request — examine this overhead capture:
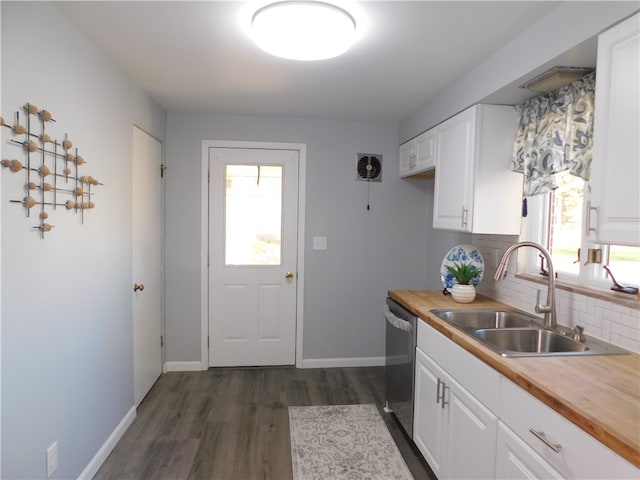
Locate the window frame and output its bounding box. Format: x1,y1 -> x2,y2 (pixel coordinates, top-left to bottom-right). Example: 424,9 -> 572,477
520,182 -> 637,290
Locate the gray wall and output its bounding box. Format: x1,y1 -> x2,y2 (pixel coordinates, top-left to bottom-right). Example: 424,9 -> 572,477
420,183 -> 473,290
400,1 -> 640,143
1,2 -> 165,478
164,114 -> 430,363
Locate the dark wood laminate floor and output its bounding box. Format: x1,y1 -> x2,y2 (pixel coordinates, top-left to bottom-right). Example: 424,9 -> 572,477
94,366 -> 435,480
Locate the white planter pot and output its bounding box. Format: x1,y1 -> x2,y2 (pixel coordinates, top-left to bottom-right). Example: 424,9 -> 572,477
451,284 -> 476,303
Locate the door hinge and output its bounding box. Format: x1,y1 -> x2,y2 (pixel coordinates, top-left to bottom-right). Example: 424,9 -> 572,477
161,335 -> 164,348
160,164 -> 167,178
207,336 -> 210,348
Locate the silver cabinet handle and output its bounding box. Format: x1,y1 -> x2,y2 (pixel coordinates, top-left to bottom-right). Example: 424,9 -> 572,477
585,200 -> 597,237
436,378 -> 449,409
529,428 -> 561,453
441,384 -> 449,409
461,206 -> 468,229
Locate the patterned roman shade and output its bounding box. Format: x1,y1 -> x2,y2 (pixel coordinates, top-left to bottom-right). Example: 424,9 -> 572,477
512,72 -> 595,196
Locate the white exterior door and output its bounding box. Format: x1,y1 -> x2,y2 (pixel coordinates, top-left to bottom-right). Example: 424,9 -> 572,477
132,126 -> 163,405
208,147 -> 299,366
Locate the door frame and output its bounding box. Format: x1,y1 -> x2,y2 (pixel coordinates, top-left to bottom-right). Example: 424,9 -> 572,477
200,140 -> 306,369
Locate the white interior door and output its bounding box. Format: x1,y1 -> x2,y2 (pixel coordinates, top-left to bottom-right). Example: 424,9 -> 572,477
209,147 -> 298,366
132,126 -> 163,405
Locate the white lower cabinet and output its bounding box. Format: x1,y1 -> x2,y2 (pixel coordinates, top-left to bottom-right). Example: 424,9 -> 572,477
414,347 -> 447,476
499,377 -> 639,480
414,320 -> 640,480
496,422 -> 564,480
414,345 -> 498,479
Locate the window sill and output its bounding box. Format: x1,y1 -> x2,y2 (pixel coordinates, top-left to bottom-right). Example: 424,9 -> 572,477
516,273 -> 640,311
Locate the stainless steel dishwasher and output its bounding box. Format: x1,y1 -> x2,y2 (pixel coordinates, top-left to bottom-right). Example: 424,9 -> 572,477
384,297 -> 418,437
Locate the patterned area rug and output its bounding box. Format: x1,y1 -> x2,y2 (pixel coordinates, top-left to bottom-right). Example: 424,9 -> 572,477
289,404 -> 414,480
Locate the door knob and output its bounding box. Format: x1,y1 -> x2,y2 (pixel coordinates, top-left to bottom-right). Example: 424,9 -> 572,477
133,283 -> 145,292
285,272 -> 295,281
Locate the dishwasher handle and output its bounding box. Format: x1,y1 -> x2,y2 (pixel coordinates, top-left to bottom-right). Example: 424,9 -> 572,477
383,304 -> 414,333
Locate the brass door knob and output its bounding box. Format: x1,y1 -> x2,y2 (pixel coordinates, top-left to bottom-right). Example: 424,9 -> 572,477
285,272 -> 295,281
133,283 -> 145,292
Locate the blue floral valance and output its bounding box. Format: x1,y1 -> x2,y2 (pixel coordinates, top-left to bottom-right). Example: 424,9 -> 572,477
511,72 -> 595,196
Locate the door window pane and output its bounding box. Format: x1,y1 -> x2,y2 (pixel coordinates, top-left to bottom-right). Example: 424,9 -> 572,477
225,165 -> 282,265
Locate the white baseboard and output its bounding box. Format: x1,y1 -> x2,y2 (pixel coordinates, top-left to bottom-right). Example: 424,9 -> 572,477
301,356 -> 386,369
78,406 -> 136,480
164,361 -> 204,372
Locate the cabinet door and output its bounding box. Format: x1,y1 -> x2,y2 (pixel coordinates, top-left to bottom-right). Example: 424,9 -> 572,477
590,13 -> 640,245
445,376 -> 498,479
433,106 -> 476,231
496,422 -> 565,480
399,140 -> 415,177
414,347 -> 447,477
415,129 -> 436,172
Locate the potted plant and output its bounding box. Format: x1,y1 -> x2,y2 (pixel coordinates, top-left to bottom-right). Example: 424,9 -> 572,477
446,262 -> 483,303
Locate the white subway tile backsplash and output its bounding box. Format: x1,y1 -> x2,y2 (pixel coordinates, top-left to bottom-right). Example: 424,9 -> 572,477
611,322 -> 630,338
473,234 -> 640,353
622,314 -> 639,328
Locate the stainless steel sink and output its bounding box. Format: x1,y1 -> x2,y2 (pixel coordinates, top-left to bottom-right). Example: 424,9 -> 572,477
430,309 -> 540,331
429,308 -> 630,357
475,328 -> 588,355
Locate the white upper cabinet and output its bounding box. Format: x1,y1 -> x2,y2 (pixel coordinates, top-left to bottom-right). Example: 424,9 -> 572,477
399,129 -> 436,178
433,104 -> 522,233
590,13 -> 640,246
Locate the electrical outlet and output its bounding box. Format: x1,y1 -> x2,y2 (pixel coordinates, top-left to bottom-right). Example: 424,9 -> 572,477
47,442 -> 58,478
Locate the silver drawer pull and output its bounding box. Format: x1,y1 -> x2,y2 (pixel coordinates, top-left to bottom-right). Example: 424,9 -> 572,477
436,378 -> 443,404
529,428 -> 562,453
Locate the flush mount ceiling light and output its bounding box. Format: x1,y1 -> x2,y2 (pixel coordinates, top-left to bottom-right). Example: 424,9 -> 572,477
251,1 -> 356,61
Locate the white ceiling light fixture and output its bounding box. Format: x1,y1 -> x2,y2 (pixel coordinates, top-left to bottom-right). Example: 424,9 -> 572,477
251,1 -> 357,61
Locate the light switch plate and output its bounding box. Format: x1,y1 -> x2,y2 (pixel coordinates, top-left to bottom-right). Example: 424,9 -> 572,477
313,236 -> 328,251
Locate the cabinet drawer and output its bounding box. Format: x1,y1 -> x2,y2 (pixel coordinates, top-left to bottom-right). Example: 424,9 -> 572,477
417,320 -> 500,412
496,421 -> 565,480
499,377 -> 638,479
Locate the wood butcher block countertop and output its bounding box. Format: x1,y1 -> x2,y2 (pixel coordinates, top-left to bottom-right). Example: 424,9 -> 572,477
388,290 -> 640,469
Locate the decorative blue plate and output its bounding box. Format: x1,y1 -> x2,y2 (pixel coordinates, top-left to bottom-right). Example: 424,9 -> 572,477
440,244 -> 485,289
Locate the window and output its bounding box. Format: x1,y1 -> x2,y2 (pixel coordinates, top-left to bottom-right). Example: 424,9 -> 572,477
523,171 -> 640,289
548,172 -> 584,276
608,245 -> 640,286
224,164 -> 283,266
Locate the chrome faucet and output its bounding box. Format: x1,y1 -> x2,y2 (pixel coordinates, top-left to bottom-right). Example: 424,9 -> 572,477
494,241 -> 557,330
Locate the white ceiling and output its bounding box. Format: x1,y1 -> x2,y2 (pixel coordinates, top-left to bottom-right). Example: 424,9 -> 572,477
54,1 -> 567,122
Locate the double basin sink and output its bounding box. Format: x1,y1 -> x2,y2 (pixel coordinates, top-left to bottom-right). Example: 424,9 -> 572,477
430,309 -> 630,357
